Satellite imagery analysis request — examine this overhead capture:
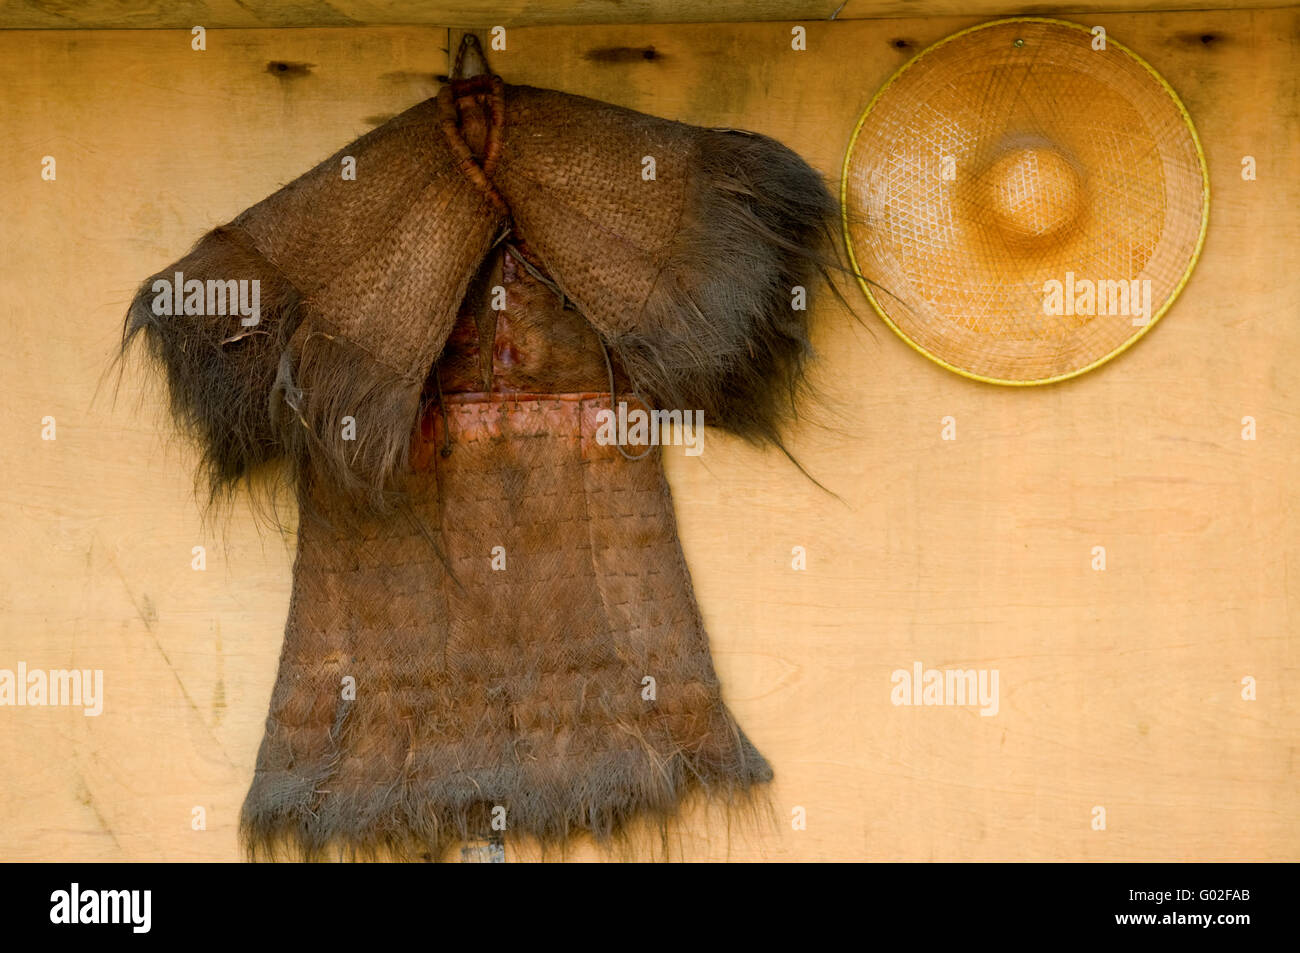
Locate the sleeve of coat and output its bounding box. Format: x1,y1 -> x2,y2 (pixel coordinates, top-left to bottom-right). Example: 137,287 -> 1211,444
492,85 -> 837,450
122,97 -> 505,506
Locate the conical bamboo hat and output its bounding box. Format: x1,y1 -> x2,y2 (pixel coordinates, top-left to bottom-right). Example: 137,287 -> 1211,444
842,18 -> 1209,384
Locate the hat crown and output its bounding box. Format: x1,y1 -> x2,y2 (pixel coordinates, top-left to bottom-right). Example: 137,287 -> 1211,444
983,145 -> 1082,244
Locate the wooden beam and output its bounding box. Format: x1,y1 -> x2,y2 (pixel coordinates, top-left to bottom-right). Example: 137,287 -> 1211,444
0,1 -> 1293,31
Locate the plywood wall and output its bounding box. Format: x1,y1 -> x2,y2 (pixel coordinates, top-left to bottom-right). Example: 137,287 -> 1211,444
0,10 -> 1296,861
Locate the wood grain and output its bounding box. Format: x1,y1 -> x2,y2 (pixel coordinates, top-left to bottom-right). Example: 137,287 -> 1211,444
0,10 -> 1296,861
0,1 -> 1292,30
